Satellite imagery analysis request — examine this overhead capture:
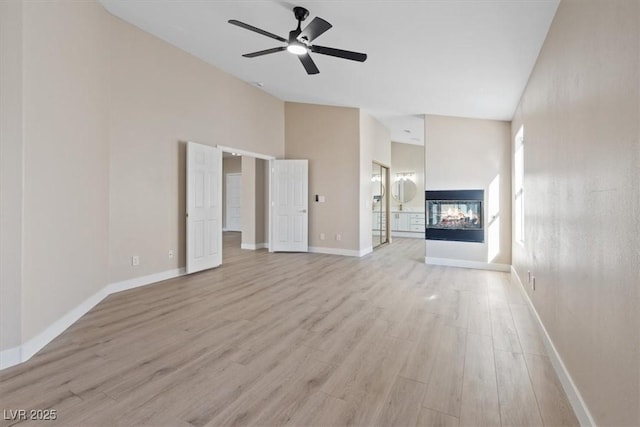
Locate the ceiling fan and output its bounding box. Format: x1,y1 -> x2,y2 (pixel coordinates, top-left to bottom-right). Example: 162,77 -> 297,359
228,6 -> 367,75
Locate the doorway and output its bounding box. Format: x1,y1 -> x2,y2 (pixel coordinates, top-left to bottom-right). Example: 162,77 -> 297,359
372,162 -> 390,248
219,146 -> 274,254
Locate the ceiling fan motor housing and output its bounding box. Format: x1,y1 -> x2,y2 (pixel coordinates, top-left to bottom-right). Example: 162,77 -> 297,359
293,7 -> 309,22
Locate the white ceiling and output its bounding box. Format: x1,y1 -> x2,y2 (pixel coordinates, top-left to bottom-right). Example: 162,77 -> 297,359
98,0 -> 559,143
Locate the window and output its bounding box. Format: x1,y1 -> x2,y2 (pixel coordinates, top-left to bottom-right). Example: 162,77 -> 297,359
514,126 -> 524,243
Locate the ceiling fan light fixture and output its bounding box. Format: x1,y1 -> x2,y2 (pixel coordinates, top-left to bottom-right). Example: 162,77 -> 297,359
229,6 -> 367,75
286,42 -> 307,55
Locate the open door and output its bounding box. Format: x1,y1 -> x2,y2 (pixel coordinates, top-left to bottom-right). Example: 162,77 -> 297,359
186,142 -> 222,273
271,159 -> 308,252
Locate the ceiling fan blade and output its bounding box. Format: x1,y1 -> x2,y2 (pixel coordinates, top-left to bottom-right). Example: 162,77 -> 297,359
298,17 -> 332,43
298,53 -> 319,75
228,19 -> 286,42
310,45 -> 367,62
242,47 -> 287,58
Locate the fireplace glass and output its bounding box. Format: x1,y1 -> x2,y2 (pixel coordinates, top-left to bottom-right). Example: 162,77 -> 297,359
427,200 -> 482,230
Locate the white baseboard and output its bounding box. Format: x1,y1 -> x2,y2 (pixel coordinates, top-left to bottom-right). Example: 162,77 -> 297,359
425,257 -> 511,272
359,246 -> 373,257
0,267 -> 187,371
107,267 -> 186,294
241,242 -> 267,250
309,246 -> 362,257
0,346 -> 21,370
511,267 -> 595,427
20,286 -> 111,364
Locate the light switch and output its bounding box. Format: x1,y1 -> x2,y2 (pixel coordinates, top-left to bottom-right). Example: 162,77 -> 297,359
319,195 -> 325,203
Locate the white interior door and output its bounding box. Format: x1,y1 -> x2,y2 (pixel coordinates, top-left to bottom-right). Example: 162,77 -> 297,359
225,173 -> 242,232
271,159 -> 308,252
186,142 -> 222,273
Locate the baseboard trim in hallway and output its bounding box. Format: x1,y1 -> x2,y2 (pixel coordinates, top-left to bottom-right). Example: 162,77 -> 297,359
309,246 -> 371,257
425,256 -> 511,272
511,267 -> 596,427
240,243 -> 268,250
0,267 -> 187,371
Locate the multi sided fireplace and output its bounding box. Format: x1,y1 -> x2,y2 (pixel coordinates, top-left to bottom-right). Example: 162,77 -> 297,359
425,190 -> 484,243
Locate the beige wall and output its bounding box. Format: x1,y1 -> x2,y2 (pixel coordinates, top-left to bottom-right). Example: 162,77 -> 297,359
2,0 -> 285,352
21,0 -> 111,341
511,0 -> 639,425
241,157 -> 255,246
241,157 -> 257,247
425,115 -> 512,266
285,103 -> 360,252
0,0 -> 24,351
222,156 -> 241,230
390,142 -> 425,211
108,15 -> 284,282
254,159 -> 266,245
359,111 -> 391,251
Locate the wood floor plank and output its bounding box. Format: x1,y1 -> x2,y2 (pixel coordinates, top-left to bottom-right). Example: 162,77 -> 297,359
284,391 -> 350,427
459,333 -> 501,427
0,233 -> 575,426
203,354 -> 333,427
524,353 -> 580,427
510,303 -> 546,356
374,376 -> 427,427
495,350 -> 544,427
490,301 -> 522,353
423,325 -> 467,417
467,293 -> 492,337
321,322 -> 413,426
418,407 -> 460,427
399,311 -> 443,383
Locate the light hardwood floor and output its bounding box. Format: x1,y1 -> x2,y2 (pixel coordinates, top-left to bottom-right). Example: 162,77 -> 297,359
0,233 -> 578,427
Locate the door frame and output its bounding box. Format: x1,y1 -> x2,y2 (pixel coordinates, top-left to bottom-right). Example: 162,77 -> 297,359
217,145 -> 275,252
372,160 -> 391,247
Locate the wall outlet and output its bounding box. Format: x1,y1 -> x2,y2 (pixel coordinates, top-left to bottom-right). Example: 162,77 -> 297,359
319,233 -> 325,240
131,256 -> 140,266
335,233 -> 341,241
168,249 -> 174,259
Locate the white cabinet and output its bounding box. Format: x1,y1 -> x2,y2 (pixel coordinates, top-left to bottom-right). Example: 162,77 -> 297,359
408,213 -> 425,232
391,212 -> 425,236
391,212 -> 410,231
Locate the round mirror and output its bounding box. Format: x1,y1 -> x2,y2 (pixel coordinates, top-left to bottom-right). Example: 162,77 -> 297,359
392,179 -> 417,203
